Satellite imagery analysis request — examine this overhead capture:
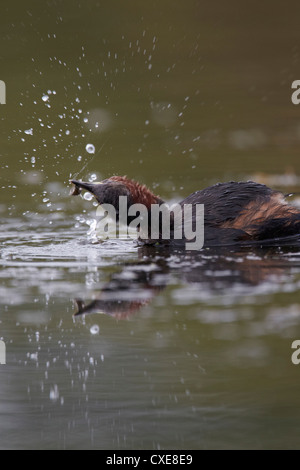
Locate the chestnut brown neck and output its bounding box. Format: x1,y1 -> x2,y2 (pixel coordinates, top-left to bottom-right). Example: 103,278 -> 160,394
109,176 -> 164,209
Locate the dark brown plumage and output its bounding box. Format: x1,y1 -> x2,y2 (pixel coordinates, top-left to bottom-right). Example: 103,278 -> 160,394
70,176 -> 300,247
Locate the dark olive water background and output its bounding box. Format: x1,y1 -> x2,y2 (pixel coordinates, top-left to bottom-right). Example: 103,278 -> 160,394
1,0 -> 300,449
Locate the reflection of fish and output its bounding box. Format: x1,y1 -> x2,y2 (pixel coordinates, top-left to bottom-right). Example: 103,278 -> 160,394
70,181 -> 83,196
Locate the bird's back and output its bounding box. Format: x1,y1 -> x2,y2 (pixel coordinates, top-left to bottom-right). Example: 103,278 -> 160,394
179,181 -> 300,244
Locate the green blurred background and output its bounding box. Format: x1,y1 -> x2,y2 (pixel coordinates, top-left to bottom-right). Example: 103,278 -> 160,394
1,0 -> 300,206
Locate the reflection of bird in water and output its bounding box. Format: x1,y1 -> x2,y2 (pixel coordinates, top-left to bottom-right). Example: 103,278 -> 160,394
73,259 -> 166,319
70,176 -> 300,247
73,245 -> 297,319
74,298 -> 151,319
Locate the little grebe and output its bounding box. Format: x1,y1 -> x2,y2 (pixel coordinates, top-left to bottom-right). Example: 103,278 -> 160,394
70,176 -> 300,247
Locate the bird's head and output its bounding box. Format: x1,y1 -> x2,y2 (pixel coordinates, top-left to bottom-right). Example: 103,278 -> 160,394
70,175 -> 164,210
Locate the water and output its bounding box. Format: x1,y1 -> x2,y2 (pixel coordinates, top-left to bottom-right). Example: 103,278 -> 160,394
1,0 -> 300,450
1,212 -> 300,449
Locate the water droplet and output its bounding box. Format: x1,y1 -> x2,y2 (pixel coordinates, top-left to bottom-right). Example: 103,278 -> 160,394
90,324 -> 99,335
50,385 -> 59,401
86,143 -> 95,154
30,352 -> 38,361
89,173 -> 97,182
83,193 -> 93,201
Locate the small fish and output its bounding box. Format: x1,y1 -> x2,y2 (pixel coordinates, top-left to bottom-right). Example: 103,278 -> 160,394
70,181 -> 82,196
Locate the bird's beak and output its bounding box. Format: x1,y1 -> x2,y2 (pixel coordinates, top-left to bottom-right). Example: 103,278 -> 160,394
70,179 -> 103,196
